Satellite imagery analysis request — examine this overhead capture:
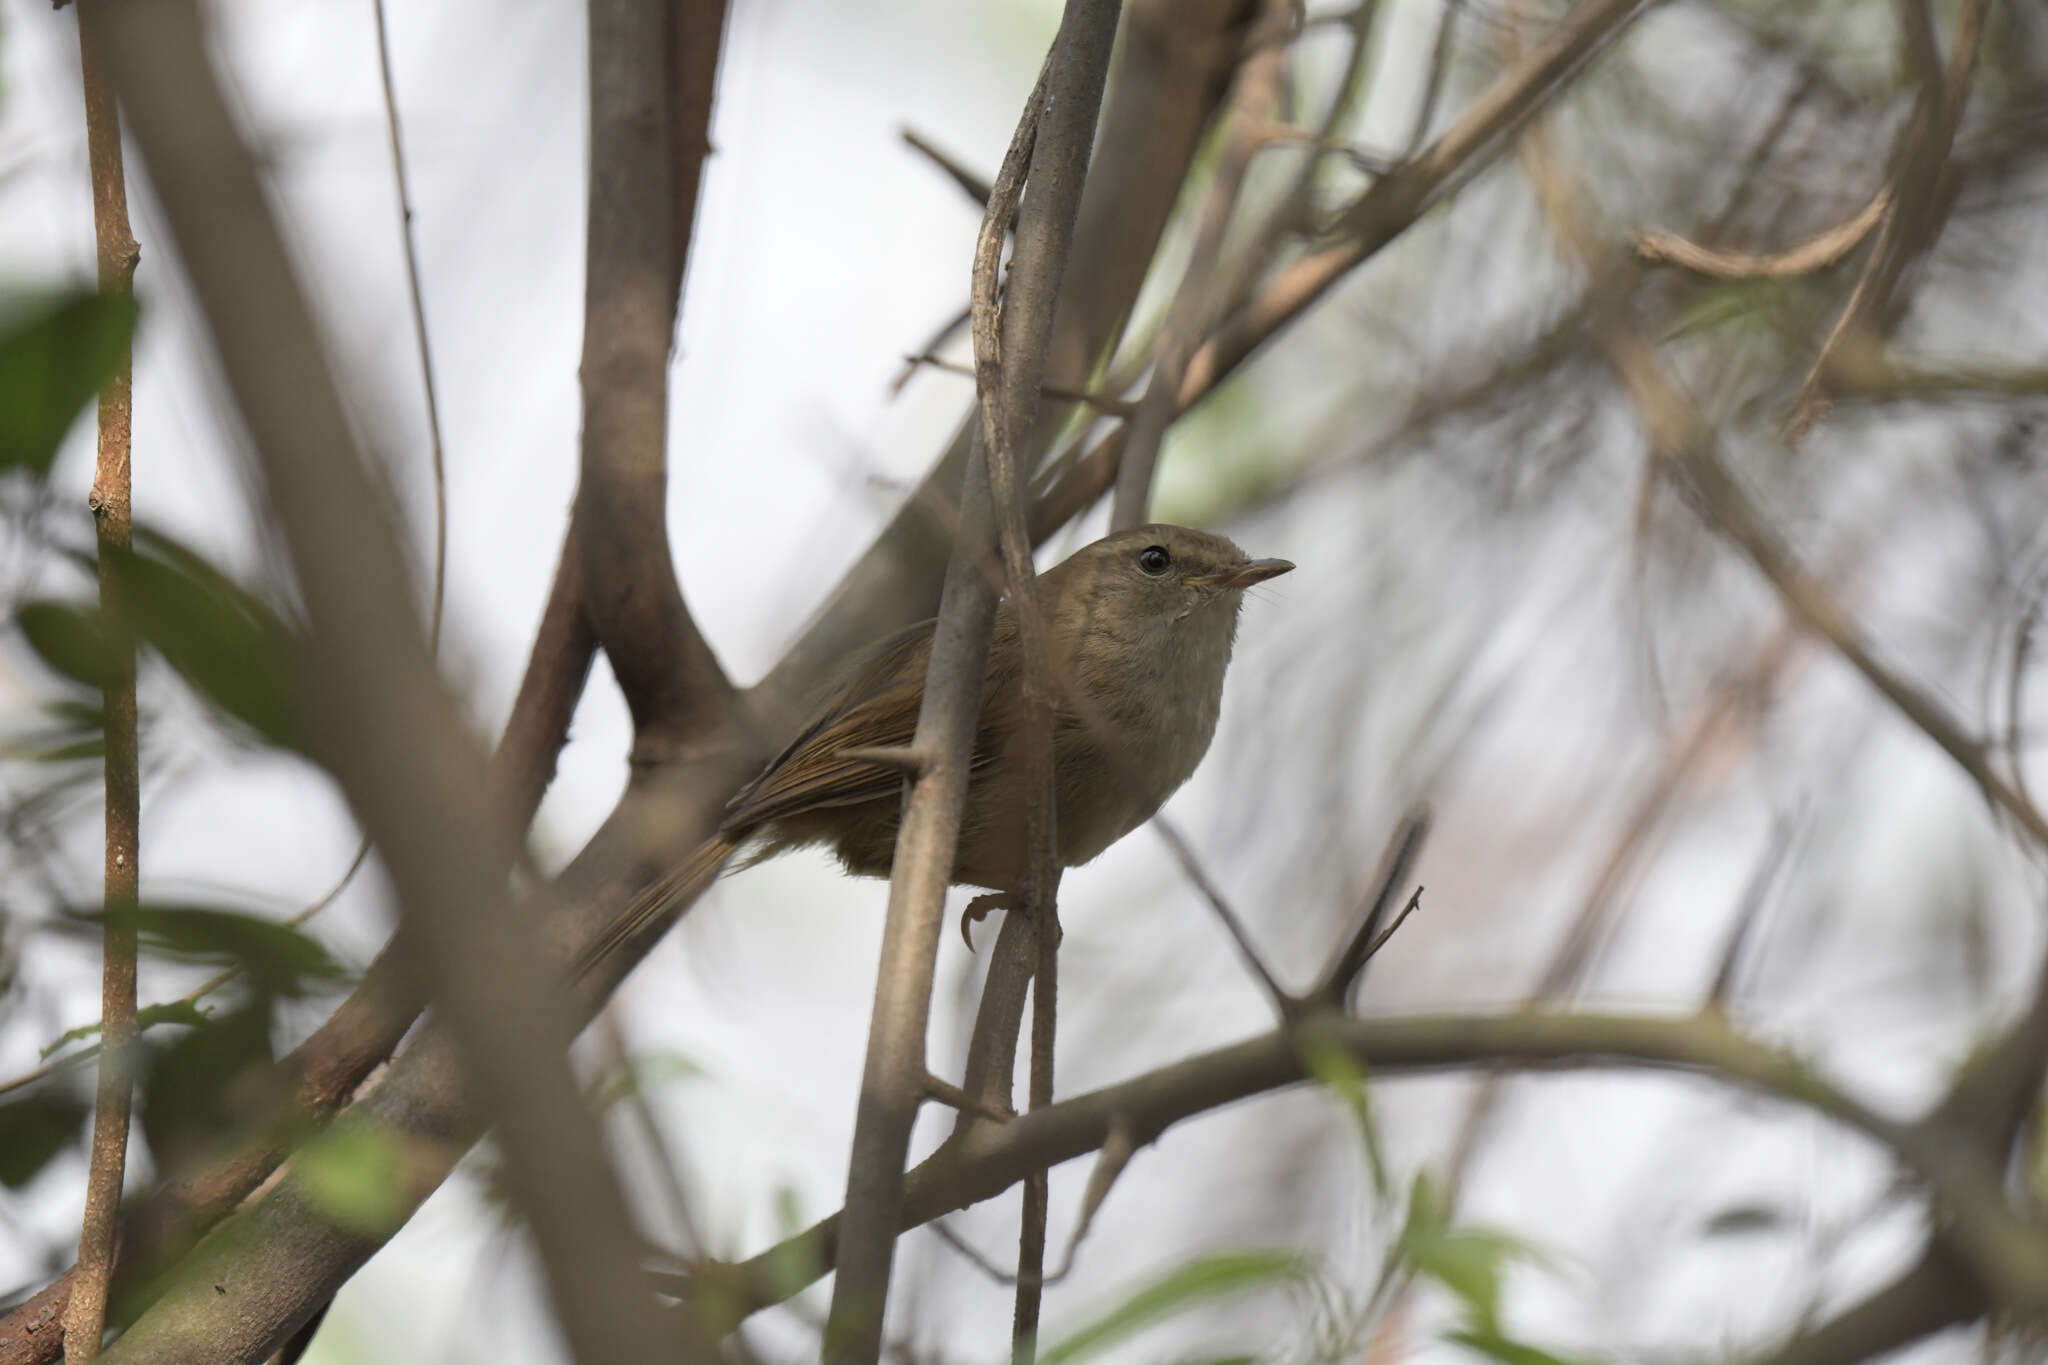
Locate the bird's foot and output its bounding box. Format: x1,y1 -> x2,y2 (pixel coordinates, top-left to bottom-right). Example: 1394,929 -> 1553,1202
960,892 -> 1014,952
959,891 -> 1063,952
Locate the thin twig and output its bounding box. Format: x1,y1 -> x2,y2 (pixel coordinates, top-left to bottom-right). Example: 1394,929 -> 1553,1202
1150,814 -> 1292,1017
901,128 -> 994,208
1787,0 -> 1988,437
1110,0 -> 1294,528
902,353 -> 1135,417
63,17 -> 140,1363
1635,187 -> 1890,280
372,0 -> 448,650
1401,0 -> 1464,157
1309,809 -> 1430,1007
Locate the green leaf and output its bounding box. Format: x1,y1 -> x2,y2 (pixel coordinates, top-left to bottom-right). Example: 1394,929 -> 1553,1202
1036,1251 -> 1309,1365
297,1116 -> 408,1236
1395,1172 -> 1553,1337
1446,1329 -> 1590,1365
61,903 -> 349,999
110,534 -> 297,747
1298,1038 -> 1390,1200
0,699 -> 107,765
1657,280 -> 1783,345
0,1094 -> 89,1187
140,1001 -> 284,1172
40,999 -> 211,1061
15,600 -> 119,689
0,291 -> 138,478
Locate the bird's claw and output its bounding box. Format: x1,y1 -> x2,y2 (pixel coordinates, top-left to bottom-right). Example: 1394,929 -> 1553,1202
960,892 -> 1015,952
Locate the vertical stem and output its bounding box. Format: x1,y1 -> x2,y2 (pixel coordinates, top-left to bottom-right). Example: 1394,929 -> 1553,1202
65,15 -> 141,1364
823,5 -> 1121,1362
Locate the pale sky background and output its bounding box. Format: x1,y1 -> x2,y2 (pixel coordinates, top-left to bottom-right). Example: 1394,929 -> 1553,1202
1,2 -> 2038,1363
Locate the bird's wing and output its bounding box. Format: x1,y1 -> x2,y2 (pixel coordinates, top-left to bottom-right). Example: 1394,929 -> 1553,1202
721,617 -> 1008,834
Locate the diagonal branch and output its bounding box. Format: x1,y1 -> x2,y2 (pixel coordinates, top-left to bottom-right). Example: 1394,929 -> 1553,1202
1109,0 -> 1294,528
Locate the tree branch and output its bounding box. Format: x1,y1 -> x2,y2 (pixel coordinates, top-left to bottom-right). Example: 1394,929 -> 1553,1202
704,1009 -> 1946,1323
576,0 -> 737,757
825,4 -> 1121,1357
63,16 -> 141,1362
81,5 -> 673,1362
1110,0 -> 1293,528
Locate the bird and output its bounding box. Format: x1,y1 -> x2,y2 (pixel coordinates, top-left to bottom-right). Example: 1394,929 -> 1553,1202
576,523 -> 1291,974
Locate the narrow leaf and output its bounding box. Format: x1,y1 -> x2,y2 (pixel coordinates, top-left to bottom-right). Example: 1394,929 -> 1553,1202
15,600 -> 119,689
0,291 -> 138,478
0,1094 -> 89,1187
1037,1251 -> 1308,1365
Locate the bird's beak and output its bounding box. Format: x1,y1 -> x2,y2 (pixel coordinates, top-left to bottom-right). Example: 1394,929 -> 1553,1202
1189,557 -> 1295,590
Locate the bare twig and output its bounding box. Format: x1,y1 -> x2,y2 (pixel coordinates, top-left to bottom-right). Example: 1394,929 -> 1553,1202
1787,0 -> 1988,437
1635,187 -> 1890,280
1111,0 -> 1294,528
968,38 -> 1074,1355
371,0 -> 448,650
491,529 -> 599,832
1309,809 -> 1431,1007
824,40 -> 1052,1365
1180,0 -> 1657,407
902,353 -> 1135,417
63,18 -> 140,1363
901,128 -> 994,207
1401,0 -> 1464,157
1150,814 -> 1293,1017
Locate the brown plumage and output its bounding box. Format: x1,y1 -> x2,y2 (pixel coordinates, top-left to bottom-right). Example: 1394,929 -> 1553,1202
577,524 -> 1291,975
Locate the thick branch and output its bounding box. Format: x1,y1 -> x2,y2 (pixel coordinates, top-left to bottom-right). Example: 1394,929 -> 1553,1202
576,0 -> 736,755
83,6 -> 671,1363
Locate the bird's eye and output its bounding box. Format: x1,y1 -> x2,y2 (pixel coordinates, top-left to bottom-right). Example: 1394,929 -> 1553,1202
1137,545 -> 1171,576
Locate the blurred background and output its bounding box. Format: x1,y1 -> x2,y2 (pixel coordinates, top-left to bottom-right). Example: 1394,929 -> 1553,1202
3,0 -> 2047,1361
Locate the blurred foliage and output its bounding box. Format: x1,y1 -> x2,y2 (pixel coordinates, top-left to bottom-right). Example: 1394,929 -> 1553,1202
0,1091 -> 90,1187
1035,1250 -> 1310,1365
54,903 -> 347,998
0,290 -> 137,479
1393,1172 -> 1581,1365
297,1115 -> 410,1236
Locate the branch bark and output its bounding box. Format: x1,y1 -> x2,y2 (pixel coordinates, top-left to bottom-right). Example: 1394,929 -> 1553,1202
823,5 -> 1122,1359
63,17 -> 141,1362
704,1009 -> 1942,1322
577,0 -> 737,758
80,5 -> 673,1362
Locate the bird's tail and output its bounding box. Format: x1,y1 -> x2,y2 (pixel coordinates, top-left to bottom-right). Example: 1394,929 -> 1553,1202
571,833 -> 738,984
